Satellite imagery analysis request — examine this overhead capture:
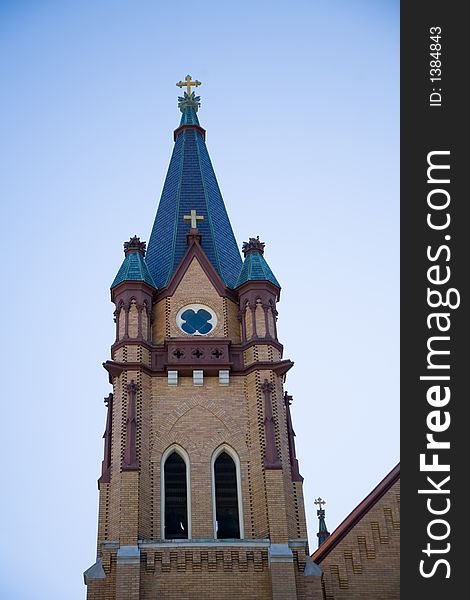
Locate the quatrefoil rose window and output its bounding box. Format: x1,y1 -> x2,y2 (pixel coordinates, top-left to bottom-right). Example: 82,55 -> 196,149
176,304 -> 217,336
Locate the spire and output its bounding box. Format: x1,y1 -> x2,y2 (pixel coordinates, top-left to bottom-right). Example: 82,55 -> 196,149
111,236 -> 156,289
235,237 -> 280,288
314,498 -> 330,548
146,76 -> 242,289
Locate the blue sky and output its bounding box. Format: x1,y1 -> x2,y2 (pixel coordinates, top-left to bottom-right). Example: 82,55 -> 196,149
0,1 -> 399,598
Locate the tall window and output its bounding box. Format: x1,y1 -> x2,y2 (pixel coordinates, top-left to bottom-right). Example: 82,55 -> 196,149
164,452 -> 188,539
214,452 -> 240,539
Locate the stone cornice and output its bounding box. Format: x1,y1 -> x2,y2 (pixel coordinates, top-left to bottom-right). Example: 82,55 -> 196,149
102,356 -> 294,381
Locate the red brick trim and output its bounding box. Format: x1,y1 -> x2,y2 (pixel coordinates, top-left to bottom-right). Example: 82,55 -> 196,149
102,357 -> 294,381
155,237 -> 238,303
173,124 -> 206,141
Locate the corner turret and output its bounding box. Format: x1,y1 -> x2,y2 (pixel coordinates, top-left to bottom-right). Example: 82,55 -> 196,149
236,237 -> 280,342
111,236 -> 156,344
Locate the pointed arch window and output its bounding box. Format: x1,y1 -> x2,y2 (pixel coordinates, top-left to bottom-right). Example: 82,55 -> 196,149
163,451 -> 189,539
212,448 -> 243,539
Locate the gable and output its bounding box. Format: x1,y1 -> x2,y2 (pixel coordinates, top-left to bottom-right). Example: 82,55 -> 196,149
312,465 -> 400,600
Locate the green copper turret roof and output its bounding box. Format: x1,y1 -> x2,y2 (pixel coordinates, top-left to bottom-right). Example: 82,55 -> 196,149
145,87 -> 242,289
235,237 -> 280,288
111,237 -> 156,289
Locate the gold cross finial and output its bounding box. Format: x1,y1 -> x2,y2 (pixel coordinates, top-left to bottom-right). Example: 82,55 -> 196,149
314,497 -> 326,509
184,209 -> 204,229
176,74 -> 202,95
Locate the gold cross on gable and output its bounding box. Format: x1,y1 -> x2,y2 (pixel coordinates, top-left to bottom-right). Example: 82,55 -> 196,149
184,209 -> 204,229
176,74 -> 202,95
314,497 -> 326,509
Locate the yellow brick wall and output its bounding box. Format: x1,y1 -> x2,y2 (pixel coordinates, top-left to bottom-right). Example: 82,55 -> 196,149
152,257 -> 226,340
255,301 -> 267,337
128,301 -> 139,338
140,547 -> 271,599
225,296 -> 242,343
270,562 -> 298,600
97,483 -> 110,553
107,374 -> 125,541
245,303 -> 254,339
116,563 -> 140,600
267,309 -> 276,339
89,545 -> 327,599
150,374 -> 249,539
142,305 -> 148,340
138,372 -> 152,539
152,298 -> 167,345
243,371 -> 269,538
319,479 -> 400,600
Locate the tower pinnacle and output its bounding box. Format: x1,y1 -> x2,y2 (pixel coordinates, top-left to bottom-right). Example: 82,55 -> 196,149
176,74 -> 201,95
177,75 -> 202,112
314,497 -> 331,548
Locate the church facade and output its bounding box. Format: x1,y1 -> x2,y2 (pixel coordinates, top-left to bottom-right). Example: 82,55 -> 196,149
84,77 -> 315,599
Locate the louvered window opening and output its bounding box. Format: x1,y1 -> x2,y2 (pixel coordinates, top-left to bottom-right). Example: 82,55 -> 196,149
164,452 -> 188,539
214,452 -> 240,539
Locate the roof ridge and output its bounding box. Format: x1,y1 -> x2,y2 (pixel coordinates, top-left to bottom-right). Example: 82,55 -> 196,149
195,132 -> 222,277
311,463 -> 400,563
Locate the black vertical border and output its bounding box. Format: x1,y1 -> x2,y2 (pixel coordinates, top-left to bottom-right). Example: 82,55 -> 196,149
401,3 -> 467,598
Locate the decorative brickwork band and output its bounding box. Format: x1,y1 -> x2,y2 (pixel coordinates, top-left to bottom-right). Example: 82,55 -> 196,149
284,392 -> 303,482
122,381 -> 139,471
98,393 -> 113,485
261,379 -> 282,469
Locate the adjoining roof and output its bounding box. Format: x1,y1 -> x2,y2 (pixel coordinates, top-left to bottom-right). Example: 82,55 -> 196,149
145,93 -> 242,290
111,237 -> 156,289
311,463 -> 400,563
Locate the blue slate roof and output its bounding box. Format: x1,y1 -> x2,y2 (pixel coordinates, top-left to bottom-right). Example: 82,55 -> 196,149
235,251 -> 280,288
145,104 -> 242,289
179,105 -> 200,126
111,251 -> 156,289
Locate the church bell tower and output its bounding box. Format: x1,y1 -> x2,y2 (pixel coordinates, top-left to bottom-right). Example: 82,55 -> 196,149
84,76 -> 311,599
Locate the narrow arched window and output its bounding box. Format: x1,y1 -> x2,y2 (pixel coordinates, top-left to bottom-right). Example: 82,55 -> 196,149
214,452 -> 240,539
164,452 -> 188,539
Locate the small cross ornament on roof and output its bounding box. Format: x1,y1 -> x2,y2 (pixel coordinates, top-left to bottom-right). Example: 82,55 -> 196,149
176,74 -> 202,95
184,209 -> 204,229
314,497 -> 326,510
